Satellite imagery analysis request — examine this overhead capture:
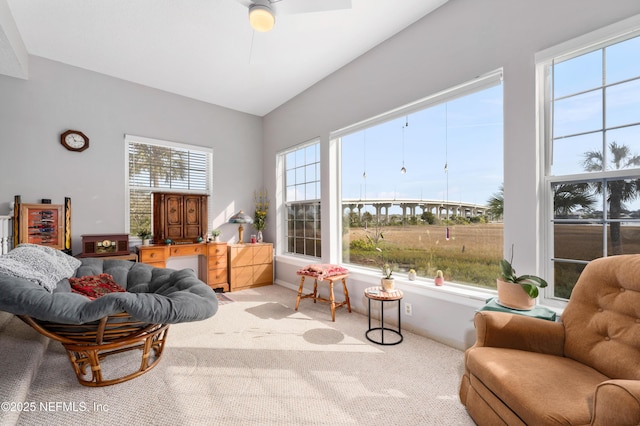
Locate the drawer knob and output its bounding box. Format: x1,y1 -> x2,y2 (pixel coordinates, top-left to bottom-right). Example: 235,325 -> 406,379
150,253 -> 155,258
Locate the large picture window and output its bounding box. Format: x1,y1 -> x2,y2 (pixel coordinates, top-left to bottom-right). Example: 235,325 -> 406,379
125,135 -> 213,239
337,71 -> 504,288
283,140 -> 321,258
540,27 -> 640,300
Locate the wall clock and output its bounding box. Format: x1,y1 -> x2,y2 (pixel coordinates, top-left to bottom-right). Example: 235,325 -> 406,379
60,130 -> 89,152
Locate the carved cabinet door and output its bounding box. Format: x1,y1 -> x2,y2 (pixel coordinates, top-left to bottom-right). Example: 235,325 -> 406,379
153,193 -> 207,243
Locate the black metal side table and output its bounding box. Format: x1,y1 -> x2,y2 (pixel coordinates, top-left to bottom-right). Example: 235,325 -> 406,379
364,286 -> 403,345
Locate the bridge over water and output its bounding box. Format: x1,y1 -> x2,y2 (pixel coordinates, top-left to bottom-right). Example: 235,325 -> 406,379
342,198 -> 488,222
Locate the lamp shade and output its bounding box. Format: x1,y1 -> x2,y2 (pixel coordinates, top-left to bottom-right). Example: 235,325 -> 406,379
228,210 -> 253,224
229,210 -> 253,243
249,4 -> 275,32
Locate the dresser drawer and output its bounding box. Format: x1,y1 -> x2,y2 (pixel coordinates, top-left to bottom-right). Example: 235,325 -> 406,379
208,255 -> 227,269
139,247 -> 167,263
208,244 -> 227,257
208,268 -> 228,284
170,244 -> 205,257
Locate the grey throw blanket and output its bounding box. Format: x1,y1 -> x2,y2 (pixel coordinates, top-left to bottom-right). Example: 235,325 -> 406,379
0,244 -> 80,292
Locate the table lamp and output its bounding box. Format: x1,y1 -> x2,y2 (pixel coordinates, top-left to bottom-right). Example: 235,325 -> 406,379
228,210 -> 253,243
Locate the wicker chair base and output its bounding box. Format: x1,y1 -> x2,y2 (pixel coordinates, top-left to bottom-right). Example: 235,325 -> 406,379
19,313 -> 170,387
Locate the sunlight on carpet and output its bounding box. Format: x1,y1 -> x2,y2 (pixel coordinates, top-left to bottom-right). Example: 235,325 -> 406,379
15,285 -> 474,425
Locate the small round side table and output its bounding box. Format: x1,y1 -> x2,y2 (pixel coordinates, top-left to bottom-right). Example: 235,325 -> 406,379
364,286 -> 403,345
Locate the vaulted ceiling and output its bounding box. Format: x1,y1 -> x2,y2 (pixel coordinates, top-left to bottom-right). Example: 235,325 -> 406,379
2,0 -> 448,116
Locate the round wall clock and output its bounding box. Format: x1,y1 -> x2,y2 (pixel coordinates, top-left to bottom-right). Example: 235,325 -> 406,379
60,130 -> 89,152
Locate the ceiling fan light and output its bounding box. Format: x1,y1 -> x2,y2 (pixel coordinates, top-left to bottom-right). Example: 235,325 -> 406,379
249,5 -> 275,32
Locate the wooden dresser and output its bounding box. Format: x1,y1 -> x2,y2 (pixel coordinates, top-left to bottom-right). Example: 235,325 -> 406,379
227,243 -> 273,292
138,242 -> 229,292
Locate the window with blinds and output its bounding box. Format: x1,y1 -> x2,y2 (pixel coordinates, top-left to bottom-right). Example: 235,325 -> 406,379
125,135 -> 213,238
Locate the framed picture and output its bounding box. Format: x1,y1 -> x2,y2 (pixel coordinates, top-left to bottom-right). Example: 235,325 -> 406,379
19,203 -> 64,249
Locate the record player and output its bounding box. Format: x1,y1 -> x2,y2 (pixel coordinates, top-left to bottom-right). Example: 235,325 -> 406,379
80,234 -> 130,257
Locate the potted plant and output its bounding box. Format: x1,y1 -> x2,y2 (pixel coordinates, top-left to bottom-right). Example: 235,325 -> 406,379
211,229 -> 221,242
434,270 -> 444,286
408,268 -> 417,281
137,229 -> 152,246
375,247 -> 395,291
497,258 -> 548,310
253,190 -> 269,243
381,263 -> 395,291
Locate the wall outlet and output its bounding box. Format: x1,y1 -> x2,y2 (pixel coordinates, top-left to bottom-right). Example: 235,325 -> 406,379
404,302 -> 412,316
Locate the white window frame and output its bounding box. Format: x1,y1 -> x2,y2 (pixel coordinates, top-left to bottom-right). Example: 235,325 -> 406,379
536,14 -> 640,307
330,69 -> 504,286
277,138 -> 321,259
124,134 -> 213,243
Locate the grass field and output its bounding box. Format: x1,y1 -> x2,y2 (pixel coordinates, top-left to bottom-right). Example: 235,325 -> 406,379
343,223 -> 640,294
343,223 -> 504,289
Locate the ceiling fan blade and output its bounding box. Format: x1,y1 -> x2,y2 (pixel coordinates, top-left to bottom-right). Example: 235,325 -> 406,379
235,0 -> 254,9
272,0 -> 352,15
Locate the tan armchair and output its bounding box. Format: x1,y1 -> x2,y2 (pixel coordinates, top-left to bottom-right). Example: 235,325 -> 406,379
459,254 -> 640,425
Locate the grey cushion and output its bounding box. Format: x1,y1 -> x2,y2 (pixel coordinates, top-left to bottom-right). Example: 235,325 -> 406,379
0,258 -> 218,325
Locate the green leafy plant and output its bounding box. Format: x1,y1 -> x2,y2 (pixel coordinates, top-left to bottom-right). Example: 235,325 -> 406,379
499,258 -> 548,298
137,229 -> 152,240
211,229 -> 221,237
376,247 -> 393,279
254,190 -> 269,232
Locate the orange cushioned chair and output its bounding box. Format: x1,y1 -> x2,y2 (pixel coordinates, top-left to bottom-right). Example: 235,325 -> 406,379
459,254 -> 640,425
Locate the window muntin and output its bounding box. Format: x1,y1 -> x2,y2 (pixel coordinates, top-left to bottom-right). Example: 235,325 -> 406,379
283,141 -> 321,258
339,73 -> 503,289
125,135 -> 212,238
544,31 -> 640,300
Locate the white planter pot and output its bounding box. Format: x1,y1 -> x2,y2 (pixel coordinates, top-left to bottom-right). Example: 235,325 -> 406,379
381,278 -> 395,291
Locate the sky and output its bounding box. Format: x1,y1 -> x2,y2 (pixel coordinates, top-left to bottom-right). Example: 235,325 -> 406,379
340,34 -> 640,217
341,84 -> 504,215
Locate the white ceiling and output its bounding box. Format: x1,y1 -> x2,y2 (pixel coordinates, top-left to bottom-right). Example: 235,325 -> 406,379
4,0 -> 448,116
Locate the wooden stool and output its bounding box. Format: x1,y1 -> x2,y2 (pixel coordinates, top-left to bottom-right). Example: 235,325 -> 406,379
295,271 -> 351,322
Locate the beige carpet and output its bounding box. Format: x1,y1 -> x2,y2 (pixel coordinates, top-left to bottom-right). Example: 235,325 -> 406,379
14,285 -> 474,425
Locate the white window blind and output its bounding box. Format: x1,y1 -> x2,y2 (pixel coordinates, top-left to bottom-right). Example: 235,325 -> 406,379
125,135 -> 213,236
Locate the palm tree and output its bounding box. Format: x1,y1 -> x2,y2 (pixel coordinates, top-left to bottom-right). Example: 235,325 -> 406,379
129,144 -> 187,235
129,144 -> 186,187
552,183 -> 594,218
486,185 -> 504,220
488,182 -> 595,220
583,141 -> 640,255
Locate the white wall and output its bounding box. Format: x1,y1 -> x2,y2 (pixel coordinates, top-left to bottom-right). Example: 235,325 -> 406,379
262,0 -> 640,349
0,56 -> 263,252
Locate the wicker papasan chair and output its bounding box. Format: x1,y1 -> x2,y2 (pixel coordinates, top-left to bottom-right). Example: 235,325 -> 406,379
0,244 -> 218,387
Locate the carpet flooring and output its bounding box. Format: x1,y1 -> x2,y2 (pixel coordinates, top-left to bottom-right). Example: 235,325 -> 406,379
11,285 -> 474,425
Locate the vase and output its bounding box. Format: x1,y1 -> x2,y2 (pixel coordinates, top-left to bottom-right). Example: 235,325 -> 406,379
408,270 -> 417,281
257,230 -> 263,243
496,279 -> 535,310
381,277 -> 395,291
142,239 -> 150,246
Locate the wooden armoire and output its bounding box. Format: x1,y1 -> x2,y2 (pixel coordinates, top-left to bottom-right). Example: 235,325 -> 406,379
152,192 -> 208,243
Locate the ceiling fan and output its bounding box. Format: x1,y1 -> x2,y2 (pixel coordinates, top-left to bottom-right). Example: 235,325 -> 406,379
236,0 -> 352,32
